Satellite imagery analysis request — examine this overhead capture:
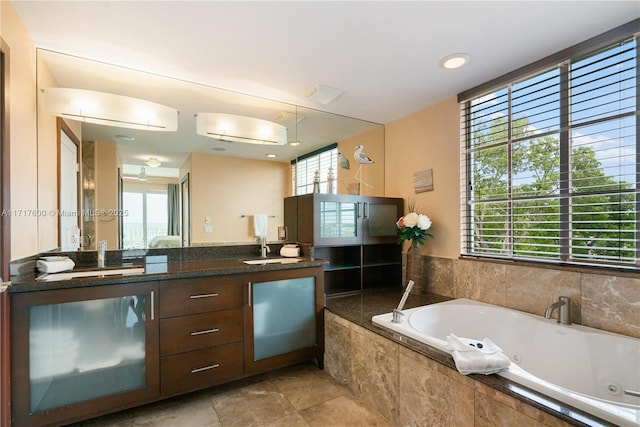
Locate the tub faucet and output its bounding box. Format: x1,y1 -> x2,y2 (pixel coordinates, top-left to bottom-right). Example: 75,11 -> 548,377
544,296 -> 571,325
98,240 -> 107,268
392,280 -> 415,323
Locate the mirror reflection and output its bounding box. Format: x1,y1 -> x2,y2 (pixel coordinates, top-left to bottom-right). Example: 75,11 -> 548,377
36,49 -> 385,251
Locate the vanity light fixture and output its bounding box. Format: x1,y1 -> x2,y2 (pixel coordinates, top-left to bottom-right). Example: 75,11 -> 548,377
305,84 -> 344,105
43,87 -> 178,131
145,157 -> 161,168
196,113 -> 287,145
440,53 -> 471,70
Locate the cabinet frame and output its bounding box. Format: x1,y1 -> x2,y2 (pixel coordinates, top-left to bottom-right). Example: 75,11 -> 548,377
10,281 -> 159,427
243,267 -> 324,375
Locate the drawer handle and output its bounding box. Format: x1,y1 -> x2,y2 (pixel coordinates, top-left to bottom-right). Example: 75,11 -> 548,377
189,293 -> 219,299
190,328 -> 220,336
191,363 -> 220,374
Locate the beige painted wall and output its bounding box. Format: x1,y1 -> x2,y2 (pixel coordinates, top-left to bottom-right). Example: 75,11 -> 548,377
385,97 -> 460,259
95,141 -> 119,248
337,126 -> 385,196
187,152 -> 289,245
1,2 -> 38,260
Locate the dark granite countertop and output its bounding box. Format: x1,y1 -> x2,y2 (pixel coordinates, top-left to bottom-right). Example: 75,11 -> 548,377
325,290 -> 613,427
9,256 -> 327,293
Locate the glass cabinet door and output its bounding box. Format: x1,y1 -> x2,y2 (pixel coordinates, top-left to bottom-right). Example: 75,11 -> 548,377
252,276 -> 316,361
29,294 -> 149,413
362,197 -> 403,244
315,195 -> 361,245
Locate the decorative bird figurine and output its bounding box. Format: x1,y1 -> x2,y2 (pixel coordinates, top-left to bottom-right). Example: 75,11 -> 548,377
353,145 -> 374,192
338,152 -> 350,170
354,145 -> 374,164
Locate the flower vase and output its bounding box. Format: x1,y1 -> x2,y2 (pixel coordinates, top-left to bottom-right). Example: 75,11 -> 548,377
405,245 -> 422,293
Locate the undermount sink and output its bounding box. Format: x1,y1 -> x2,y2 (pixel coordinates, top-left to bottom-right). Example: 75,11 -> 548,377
243,258 -> 301,265
36,267 -> 145,282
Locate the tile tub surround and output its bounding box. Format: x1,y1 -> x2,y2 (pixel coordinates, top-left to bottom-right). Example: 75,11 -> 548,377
325,291 -> 614,427
412,255 -> 639,339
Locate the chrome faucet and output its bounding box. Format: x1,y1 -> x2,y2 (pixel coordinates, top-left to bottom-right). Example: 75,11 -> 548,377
544,296 -> 571,325
98,240 -> 107,268
257,237 -> 270,258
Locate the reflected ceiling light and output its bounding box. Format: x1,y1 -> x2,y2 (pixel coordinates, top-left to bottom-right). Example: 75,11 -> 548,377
196,113 -> 287,145
43,88 -> 178,131
274,111 -> 306,123
305,84 -> 344,105
440,53 -> 471,69
145,157 -> 161,168
266,153 -> 277,158
115,134 -> 135,143
288,141 -> 301,147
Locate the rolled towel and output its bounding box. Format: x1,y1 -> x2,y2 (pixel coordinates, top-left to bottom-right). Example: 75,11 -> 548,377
446,334 -> 511,375
37,256 -> 75,274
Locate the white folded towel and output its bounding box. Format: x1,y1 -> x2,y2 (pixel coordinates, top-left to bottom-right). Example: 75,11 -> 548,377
253,214 -> 268,237
37,257 -> 75,274
446,334 -> 511,375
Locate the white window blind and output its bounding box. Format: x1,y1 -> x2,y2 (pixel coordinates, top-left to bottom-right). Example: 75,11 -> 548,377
461,33 -> 638,269
292,144 -> 338,195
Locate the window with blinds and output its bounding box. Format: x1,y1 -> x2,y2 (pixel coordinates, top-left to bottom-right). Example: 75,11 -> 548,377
460,33 -> 638,268
292,144 -> 338,195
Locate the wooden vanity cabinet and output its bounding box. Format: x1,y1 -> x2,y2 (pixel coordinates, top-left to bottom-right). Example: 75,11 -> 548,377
158,275 -> 244,397
10,281 -> 160,427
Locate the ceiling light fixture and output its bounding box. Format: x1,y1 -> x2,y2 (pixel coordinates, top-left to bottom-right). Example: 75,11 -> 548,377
43,87 -> 178,131
195,113 -> 287,145
115,134 -> 135,143
305,84 -> 345,105
266,154 -> 277,158
145,157 -> 161,168
440,53 -> 471,70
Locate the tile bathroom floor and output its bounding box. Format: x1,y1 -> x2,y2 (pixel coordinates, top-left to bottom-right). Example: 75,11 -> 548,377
71,362 -> 391,427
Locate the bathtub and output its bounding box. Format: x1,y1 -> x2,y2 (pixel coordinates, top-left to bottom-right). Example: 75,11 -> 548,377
372,298 -> 640,427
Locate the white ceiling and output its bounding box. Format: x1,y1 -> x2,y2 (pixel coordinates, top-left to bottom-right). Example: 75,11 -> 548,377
10,1 -> 640,169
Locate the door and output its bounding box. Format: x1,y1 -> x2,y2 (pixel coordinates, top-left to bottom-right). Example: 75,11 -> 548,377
313,194 -> 361,246
59,126 -> 80,250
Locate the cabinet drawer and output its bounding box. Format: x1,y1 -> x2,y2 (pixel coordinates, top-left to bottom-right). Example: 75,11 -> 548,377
159,276 -> 243,317
160,309 -> 242,356
161,342 -> 243,396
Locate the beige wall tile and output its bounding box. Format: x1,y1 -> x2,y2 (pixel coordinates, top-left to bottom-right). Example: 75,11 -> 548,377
425,256 -> 455,297
454,259 -> 507,305
350,325 -> 400,424
581,273 -> 640,338
506,265 -> 581,322
398,346 -> 474,426
324,312 -> 353,388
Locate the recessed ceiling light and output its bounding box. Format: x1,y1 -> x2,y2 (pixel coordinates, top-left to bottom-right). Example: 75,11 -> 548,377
145,157 -> 161,168
266,154 -> 277,158
305,84 -> 344,105
288,141 -> 301,147
440,53 -> 471,70
115,134 -> 135,142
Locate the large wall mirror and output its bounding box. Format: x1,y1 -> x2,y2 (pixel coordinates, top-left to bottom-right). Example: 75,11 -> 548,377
36,49 -> 385,252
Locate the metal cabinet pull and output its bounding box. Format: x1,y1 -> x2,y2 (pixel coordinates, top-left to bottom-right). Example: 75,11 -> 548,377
150,290 -> 155,320
189,292 -> 219,299
191,363 -> 220,374
190,328 -> 219,336
248,282 -> 252,307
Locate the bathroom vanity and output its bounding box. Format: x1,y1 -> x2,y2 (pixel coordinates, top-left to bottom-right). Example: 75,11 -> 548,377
8,255 -> 325,426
